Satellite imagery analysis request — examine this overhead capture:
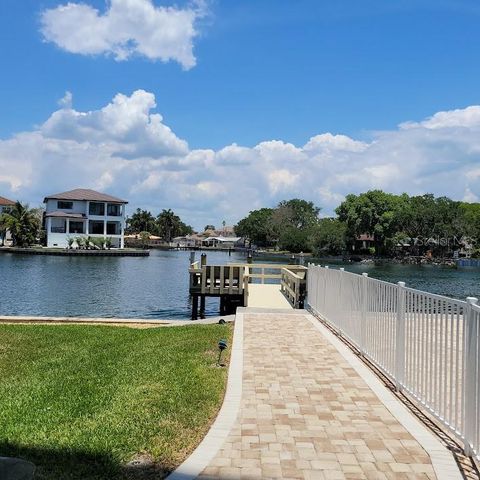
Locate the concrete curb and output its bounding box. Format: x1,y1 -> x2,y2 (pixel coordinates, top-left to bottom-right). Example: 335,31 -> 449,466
167,311 -> 244,479
0,315 -> 235,327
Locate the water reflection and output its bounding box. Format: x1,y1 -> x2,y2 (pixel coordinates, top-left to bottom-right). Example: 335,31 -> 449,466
0,250 -> 478,319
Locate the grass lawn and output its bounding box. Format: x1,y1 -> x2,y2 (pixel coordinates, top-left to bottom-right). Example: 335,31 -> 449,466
0,323 -> 233,479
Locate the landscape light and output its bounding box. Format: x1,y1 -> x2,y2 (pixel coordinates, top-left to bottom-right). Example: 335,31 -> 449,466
217,339 -> 228,366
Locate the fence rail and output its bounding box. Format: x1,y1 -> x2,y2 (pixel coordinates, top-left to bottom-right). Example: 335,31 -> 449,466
307,264 -> 480,458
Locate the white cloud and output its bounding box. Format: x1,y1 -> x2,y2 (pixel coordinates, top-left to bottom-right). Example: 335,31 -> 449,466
40,0 -> 206,69
41,90 -> 188,158
268,169 -> 300,195
400,105 -> 480,130
1,93 -> 480,229
304,133 -> 368,153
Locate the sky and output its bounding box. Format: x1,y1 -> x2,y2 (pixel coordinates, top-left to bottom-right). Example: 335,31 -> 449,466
0,0 -> 480,229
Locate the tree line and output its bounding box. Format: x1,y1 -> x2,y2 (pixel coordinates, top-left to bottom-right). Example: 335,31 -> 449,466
126,208 -> 193,242
234,191 -> 480,257
2,191 -> 479,256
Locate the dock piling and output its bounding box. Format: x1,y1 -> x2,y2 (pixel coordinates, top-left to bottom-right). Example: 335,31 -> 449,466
192,295 -> 199,320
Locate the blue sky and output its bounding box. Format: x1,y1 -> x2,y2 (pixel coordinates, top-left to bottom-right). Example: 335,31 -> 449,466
1,0 -> 480,228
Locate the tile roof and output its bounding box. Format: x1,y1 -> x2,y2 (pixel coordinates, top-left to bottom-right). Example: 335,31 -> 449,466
45,211 -> 87,219
0,196 -> 15,206
44,188 -> 127,204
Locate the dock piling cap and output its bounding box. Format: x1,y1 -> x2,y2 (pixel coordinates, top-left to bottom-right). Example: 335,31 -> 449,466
218,339 -> 228,350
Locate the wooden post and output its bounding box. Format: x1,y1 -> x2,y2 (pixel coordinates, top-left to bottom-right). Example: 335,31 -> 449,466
189,251 -> 195,265
219,296 -> 225,315
192,295 -> 199,320
201,253 -> 207,267
200,295 -> 206,318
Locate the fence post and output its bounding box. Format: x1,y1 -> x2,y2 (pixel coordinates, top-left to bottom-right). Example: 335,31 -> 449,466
307,263 -> 314,309
323,266 -> 329,318
339,268 -> 345,334
464,296 -> 479,456
395,281 -> 406,392
360,273 -> 368,356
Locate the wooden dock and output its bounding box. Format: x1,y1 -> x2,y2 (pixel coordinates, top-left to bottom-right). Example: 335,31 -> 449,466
188,260 -> 307,319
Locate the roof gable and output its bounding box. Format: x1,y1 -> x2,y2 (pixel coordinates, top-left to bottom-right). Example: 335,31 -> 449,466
0,196 -> 15,206
44,188 -> 127,204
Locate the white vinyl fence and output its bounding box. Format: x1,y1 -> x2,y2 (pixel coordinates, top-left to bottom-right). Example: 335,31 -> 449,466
307,264 -> 480,458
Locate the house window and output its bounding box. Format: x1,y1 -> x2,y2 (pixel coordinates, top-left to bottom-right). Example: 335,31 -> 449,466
51,219 -> 66,233
107,204 -> 121,216
89,202 -> 105,216
89,221 -> 104,234
69,221 -> 84,234
107,222 -> 121,235
58,201 -> 73,209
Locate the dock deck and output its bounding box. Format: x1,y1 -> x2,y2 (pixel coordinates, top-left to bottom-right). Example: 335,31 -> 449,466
188,260 -> 307,318
247,284 -> 292,309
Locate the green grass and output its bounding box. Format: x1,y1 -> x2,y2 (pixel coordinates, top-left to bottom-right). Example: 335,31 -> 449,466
0,323 -> 233,479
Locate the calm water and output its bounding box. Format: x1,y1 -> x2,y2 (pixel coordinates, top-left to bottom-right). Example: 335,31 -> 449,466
0,250 -> 478,319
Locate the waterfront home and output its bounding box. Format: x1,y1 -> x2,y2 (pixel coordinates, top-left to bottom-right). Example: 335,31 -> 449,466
353,234 -> 375,252
0,196 -> 15,213
170,234 -> 205,248
44,189 -> 127,248
171,235 -> 197,248
0,195 -> 15,246
202,236 -> 244,249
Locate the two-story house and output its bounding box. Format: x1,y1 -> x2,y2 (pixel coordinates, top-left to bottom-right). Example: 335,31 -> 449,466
0,196 -> 15,246
44,189 -> 128,248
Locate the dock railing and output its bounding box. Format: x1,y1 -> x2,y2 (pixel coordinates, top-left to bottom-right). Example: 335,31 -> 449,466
281,266 -> 307,308
307,263 -> 480,459
228,263 -> 307,308
189,263 -> 246,296
190,262 -> 308,309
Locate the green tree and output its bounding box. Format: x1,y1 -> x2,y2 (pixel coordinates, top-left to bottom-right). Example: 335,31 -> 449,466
309,218 -> 346,256
156,209 -> 193,241
0,205 -> 12,246
277,226 -> 311,253
126,209 -> 156,234
139,231 -> 151,249
234,208 -> 274,247
178,221 -> 194,236
156,209 -> 178,242
272,199 -> 321,252
0,202 -> 41,247
204,224 -> 215,231
336,190 -> 404,255
460,202 -> 480,246
275,199 -> 320,229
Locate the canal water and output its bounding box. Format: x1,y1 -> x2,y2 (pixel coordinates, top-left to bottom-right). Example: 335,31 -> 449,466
0,250 -> 478,319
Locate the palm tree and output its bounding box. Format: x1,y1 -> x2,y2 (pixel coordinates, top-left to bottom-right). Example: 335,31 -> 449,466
126,209 -> 156,234
0,202 -> 40,247
156,209 -> 180,242
0,213 -> 8,246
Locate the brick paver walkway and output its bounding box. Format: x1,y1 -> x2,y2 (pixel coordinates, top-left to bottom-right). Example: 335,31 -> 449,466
199,312 -> 443,480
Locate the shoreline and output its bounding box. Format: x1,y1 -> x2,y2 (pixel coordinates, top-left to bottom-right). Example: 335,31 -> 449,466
0,246 -> 149,257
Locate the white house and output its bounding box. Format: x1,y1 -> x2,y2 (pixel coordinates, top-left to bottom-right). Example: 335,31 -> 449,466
170,235 -> 202,248
44,189 -> 128,248
0,195 -> 15,246
201,236 -> 243,248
